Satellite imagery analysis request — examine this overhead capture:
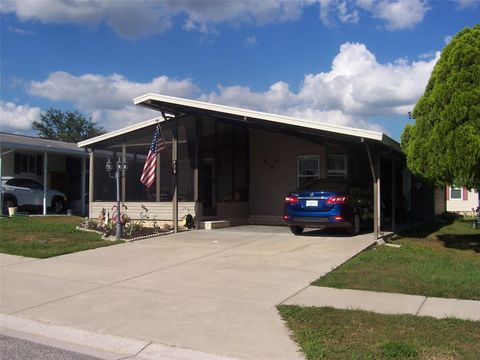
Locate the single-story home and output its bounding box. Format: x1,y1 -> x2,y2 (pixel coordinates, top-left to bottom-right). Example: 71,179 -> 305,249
0,132 -> 88,214
446,186 -> 479,215
78,93 -> 440,239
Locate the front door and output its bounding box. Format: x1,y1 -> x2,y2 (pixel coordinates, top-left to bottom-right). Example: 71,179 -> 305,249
202,158 -> 216,216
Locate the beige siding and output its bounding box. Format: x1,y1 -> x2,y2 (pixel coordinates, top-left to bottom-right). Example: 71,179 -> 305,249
217,201 -> 249,217
446,187 -> 479,213
249,129 -> 325,218
91,201 -> 196,220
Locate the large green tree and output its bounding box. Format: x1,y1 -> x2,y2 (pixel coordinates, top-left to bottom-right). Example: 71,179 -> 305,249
401,25 -> 480,189
32,108 -> 106,143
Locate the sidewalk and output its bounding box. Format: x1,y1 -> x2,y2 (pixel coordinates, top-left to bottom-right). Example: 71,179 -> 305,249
0,314 -> 238,360
283,286 -> 480,321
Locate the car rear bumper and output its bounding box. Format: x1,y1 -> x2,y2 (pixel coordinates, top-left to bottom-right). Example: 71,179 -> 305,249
283,216 -> 352,229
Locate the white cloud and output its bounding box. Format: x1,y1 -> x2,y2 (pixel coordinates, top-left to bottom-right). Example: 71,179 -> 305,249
1,0 -> 304,39
458,0 -> 479,8
1,0 -> 430,39
444,35 -> 453,44
244,35 -> 258,48
6,26 -> 35,35
318,0 -> 360,26
357,0 -> 429,30
27,71 -> 199,131
201,42 -> 439,131
25,42 -> 439,133
29,71 -> 198,111
0,101 -> 41,132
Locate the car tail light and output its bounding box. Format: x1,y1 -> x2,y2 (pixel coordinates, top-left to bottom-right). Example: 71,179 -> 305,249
326,196 -> 347,205
285,195 -> 299,205
333,215 -> 344,221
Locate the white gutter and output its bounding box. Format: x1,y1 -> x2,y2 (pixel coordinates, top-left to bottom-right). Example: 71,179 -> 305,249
78,116 -> 163,148
134,93 -> 386,142
79,93 -> 401,151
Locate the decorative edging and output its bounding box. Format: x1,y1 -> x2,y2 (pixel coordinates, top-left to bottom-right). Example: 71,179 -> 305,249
76,226 -> 174,242
76,226 -> 104,236
122,230 -> 174,243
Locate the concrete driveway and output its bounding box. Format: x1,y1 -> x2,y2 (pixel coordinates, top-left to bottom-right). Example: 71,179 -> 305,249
0,226 -> 375,360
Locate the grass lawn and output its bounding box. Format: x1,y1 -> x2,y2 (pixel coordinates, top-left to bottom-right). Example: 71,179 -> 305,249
313,218 -> 480,300
0,215 -> 122,258
278,305 -> 480,360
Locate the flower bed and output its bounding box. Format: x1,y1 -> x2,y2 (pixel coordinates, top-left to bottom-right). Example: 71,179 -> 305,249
78,204 -> 174,240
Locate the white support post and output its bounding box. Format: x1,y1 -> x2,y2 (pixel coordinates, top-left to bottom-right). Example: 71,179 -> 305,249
391,159 -> 396,233
173,118 -> 178,233
376,153 -> 381,239
43,152 -> 48,215
0,146 -> 3,213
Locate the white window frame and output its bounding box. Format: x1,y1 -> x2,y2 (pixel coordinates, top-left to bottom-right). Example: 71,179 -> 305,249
297,155 -> 320,188
450,187 -> 463,201
326,154 -> 347,178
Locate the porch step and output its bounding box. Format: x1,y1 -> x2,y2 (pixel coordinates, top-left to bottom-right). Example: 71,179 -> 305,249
199,220 -> 230,230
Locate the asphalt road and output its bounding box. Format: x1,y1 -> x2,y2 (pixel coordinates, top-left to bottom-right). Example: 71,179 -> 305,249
0,335 -> 103,360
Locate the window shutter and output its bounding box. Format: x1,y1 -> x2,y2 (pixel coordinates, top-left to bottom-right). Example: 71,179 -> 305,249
446,186 -> 450,200
463,188 -> 468,201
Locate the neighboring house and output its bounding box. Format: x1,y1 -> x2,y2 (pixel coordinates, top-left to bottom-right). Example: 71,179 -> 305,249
78,93 -> 438,239
446,186 -> 479,214
0,132 -> 88,214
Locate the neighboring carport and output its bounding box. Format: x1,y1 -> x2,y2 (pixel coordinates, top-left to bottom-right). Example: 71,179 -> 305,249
0,133 -> 88,215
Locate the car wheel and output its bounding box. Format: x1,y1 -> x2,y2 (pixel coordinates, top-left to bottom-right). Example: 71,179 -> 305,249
349,213 -> 361,235
290,225 -> 304,235
3,197 -> 17,214
52,198 -> 65,214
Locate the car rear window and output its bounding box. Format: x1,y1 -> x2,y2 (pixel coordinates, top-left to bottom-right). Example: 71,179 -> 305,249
301,180 -> 348,192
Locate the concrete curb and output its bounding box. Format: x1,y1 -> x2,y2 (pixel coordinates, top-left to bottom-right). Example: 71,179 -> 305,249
0,314 -> 240,360
285,286 -> 480,322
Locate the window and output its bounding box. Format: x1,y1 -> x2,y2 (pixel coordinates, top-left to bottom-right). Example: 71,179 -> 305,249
450,187 -> 462,200
6,178 -> 43,189
14,153 -> 41,175
298,155 -> 319,188
327,154 -> 347,178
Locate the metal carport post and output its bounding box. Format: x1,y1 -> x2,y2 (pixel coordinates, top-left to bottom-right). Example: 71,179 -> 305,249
362,138 -> 380,241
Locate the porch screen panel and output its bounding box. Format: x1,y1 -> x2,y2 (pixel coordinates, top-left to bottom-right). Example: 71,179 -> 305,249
216,120 -> 248,202
93,151 -> 116,202
177,117 -> 195,202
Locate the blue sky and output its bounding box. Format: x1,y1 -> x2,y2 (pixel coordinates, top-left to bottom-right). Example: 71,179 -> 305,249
1,0 -> 478,141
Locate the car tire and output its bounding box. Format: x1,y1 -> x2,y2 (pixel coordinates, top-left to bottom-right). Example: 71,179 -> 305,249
3,196 -> 17,214
51,197 -> 65,214
349,213 -> 361,235
290,225 -> 304,235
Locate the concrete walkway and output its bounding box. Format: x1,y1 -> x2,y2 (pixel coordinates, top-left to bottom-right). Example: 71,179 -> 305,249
0,226 -> 376,360
284,286 -> 480,322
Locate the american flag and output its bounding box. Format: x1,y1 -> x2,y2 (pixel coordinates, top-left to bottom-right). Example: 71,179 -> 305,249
140,125 -> 166,188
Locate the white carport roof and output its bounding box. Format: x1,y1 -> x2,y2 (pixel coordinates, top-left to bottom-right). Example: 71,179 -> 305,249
78,93 -> 400,151
1,132 -> 87,156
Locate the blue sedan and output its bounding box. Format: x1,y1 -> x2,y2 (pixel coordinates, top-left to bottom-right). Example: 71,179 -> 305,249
283,179 -> 373,235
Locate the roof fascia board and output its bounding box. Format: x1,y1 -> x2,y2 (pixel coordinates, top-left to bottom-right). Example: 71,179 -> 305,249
77,116 -> 163,148
1,141 -> 87,156
134,93 -> 385,142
